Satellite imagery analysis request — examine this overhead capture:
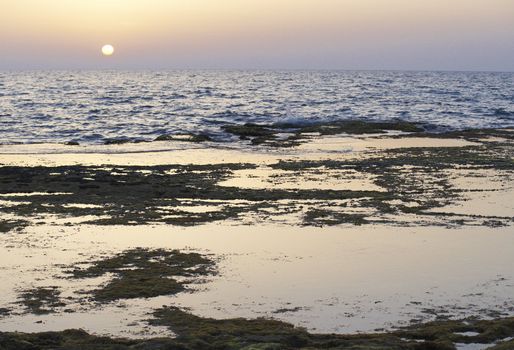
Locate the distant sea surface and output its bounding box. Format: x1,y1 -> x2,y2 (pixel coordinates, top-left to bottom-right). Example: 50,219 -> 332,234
0,71 -> 513,145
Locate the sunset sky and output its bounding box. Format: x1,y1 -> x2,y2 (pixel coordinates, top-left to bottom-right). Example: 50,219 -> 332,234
1,0 -> 513,70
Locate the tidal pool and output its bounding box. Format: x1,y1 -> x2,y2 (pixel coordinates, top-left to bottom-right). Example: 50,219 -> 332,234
0,223 -> 513,338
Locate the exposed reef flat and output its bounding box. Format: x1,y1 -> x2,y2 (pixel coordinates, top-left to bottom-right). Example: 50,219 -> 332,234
0,126 -> 512,228
0,122 -> 513,348
0,314 -> 513,349
66,248 -> 217,302
17,287 -> 65,315
223,120 -> 424,147
1,223 -> 513,337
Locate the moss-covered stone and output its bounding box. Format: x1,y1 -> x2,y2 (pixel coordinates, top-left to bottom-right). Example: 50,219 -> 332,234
303,209 -> 369,226
397,317 -> 514,345
154,133 -> 212,142
0,329 -> 146,350
0,129 -> 512,227
293,120 -> 423,135
67,248 -> 216,302
0,308 -> 11,317
64,141 -> 80,146
0,219 -> 27,233
103,138 -> 133,145
149,307 -> 514,350
223,124 -> 276,138
1,311 -> 513,349
222,120 -> 424,147
17,287 -> 65,315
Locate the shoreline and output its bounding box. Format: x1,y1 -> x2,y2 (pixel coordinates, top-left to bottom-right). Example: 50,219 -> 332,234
2,315 -> 513,349
0,123 -> 513,349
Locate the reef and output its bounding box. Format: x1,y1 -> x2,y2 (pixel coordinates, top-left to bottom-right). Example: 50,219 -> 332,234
0,219 -> 27,233
0,312 -> 513,349
66,248 -> 216,302
154,133 -> 212,143
0,128 -> 511,228
17,287 -> 65,315
223,120 -> 424,147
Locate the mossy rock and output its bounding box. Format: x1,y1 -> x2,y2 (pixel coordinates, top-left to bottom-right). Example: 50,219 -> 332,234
64,141 -> 80,146
67,248 -> 216,302
223,124 -> 276,138
103,138 -> 132,145
17,287 -> 65,315
154,133 -> 212,142
1,314 -> 513,349
0,219 -> 27,233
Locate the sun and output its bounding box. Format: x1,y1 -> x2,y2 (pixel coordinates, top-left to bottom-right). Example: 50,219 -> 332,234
101,44 -> 114,56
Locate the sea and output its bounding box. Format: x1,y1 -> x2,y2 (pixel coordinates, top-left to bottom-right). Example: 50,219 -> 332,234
0,70 -> 513,145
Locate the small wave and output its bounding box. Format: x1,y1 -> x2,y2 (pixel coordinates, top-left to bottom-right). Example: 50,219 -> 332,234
274,115 -> 320,128
32,114 -> 52,120
492,108 -> 514,117
81,133 -> 105,141
1,70 -> 513,145
169,93 -> 187,99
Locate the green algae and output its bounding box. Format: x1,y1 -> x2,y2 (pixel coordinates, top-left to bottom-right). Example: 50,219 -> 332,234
67,248 -> 216,302
397,317 -> 514,346
0,129 -> 512,227
148,308 -> 514,349
17,287 -> 65,315
293,120 -> 423,135
303,208 -> 369,226
0,163 -> 387,227
0,308 -> 10,318
269,136 -> 514,226
0,163 -> 255,226
103,138 -> 135,145
150,306 -> 313,349
154,133 -> 212,142
0,329 -> 146,350
405,127 -> 514,142
0,219 -> 27,233
223,120 -> 424,147
0,329 -> 439,350
0,306 -> 513,349
492,339 -> 514,349
223,124 -> 276,138
0,127 -> 512,350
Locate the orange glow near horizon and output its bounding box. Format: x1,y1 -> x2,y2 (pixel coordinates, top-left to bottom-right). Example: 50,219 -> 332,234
1,0 -> 513,70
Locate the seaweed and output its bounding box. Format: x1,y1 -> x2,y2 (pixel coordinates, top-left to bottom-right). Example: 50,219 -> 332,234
17,287 -> 65,315
0,129 -> 512,227
154,133 -> 212,142
1,307 -> 513,349
0,219 -> 27,233
103,138 -> 134,145
222,120 -> 424,147
0,308 -> 11,317
67,248 -> 216,302
148,307 -> 514,349
303,208 -> 369,226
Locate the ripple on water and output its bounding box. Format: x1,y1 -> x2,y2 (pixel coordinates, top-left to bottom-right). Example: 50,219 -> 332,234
0,71 -> 513,145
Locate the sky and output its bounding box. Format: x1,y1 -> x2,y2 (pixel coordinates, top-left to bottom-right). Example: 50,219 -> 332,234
1,0 -> 513,71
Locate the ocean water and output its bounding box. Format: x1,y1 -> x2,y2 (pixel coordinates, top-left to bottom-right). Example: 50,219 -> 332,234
0,70 -> 513,145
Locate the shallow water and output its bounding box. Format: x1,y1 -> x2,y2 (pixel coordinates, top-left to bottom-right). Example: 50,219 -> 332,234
1,70 -> 513,145
0,132 -> 512,336
0,224 -> 513,337
0,110 -> 512,343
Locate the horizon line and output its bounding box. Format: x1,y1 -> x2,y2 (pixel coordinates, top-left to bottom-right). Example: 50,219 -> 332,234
1,68 -> 513,74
